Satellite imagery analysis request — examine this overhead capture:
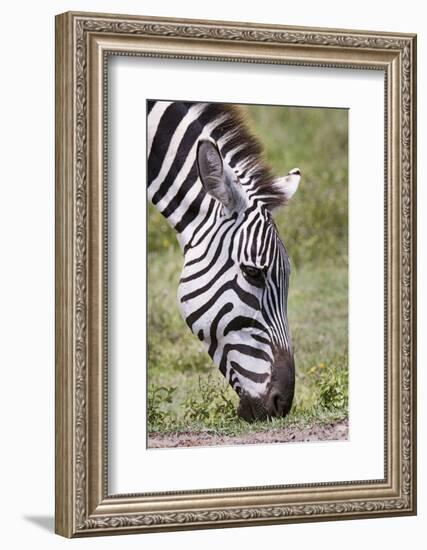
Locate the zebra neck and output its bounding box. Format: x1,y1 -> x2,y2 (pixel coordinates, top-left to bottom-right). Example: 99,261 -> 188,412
147,101 -> 228,249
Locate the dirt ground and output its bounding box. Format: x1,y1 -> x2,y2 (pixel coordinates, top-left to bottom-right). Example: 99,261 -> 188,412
148,419 -> 348,448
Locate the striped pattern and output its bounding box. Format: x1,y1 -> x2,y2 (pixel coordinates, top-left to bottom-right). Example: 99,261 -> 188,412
148,100 -> 300,418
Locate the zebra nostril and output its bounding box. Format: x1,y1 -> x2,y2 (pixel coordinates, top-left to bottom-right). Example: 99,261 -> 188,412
267,390 -> 292,418
267,349 -> 295,418
271,392 -> 282,416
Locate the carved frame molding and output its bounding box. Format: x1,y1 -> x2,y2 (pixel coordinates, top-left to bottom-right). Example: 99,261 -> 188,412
55,11 -> 416,537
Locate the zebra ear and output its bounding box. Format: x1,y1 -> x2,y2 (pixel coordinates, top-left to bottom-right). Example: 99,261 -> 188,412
197,139 -> 245,213
270,168 -> 301,208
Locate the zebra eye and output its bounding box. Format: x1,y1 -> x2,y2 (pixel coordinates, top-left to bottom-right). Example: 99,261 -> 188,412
241,264 -> 265,285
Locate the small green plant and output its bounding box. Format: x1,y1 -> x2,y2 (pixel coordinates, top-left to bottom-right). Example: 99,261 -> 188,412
147,385 -> 177,429
183,376 -> 237,427
316,364 -> 348,411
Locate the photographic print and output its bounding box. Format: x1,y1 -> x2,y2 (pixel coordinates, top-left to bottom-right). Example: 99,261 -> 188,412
147,100 -> 348,448
56,12 -> 416,536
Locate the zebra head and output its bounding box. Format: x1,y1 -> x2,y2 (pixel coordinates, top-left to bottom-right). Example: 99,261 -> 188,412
178,138 -> 301,422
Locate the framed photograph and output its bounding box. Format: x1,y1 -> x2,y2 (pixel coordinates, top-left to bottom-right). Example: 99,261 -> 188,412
55,11 -> 417,537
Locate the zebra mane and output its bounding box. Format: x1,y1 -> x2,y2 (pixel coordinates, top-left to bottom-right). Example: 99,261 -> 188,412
202,103 -> 287,210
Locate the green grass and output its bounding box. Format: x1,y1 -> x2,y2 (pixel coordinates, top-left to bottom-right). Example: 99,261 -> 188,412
147,104 -> 348,436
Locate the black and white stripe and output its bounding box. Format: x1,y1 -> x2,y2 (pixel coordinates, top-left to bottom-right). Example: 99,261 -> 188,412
148,100 -> 301,420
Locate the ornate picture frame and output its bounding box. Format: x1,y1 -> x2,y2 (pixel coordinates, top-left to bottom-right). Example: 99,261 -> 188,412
55,11 -> 417,537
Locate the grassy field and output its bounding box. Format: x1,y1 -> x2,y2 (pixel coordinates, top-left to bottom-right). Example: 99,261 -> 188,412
147,104 -> 348,439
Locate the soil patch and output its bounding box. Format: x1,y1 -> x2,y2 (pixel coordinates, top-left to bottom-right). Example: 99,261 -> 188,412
148,419 -> 348,448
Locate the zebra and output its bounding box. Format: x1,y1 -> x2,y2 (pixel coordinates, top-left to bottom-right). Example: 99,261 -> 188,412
147,100 -> 301,422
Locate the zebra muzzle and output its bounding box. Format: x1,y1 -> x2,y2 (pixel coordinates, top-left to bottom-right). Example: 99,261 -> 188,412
237,349 -> 295,422
237,394 -> 268,423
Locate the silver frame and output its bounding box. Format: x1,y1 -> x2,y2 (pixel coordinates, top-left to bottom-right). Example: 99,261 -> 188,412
55,11 -> 417,537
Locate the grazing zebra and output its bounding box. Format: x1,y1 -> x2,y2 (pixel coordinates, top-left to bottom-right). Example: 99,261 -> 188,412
147,100 -> 301,422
